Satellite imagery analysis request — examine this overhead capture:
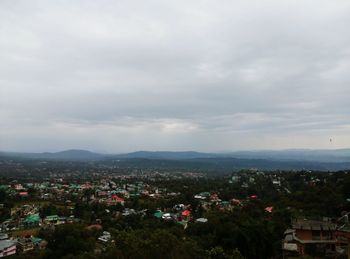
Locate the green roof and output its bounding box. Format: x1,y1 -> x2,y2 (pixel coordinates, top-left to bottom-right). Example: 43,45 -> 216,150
24,214 -> 41,223
153,211 -> 163,219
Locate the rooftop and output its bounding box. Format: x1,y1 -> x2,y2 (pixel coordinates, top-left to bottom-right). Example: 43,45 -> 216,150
292,218 -> 337,231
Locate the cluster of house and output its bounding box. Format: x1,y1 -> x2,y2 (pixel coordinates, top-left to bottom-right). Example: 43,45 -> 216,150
282,214 -> 350,258
230,171 -> 286,191
0,201 -> 83,258
1,203 -> 80,232
0,177 -> 186,215
90,181 -> 181,207
194,192 -> 233,211
150,190 -> 277,229
0,211 -> 82,258
229,170 -> 331,193
153,203 -> 206,228
0,210 -> 81,257
0,176 -> 192,257
194,191 -> 274,214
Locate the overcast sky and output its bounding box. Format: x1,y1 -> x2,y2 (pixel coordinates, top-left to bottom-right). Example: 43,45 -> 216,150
1,0 -> 350,153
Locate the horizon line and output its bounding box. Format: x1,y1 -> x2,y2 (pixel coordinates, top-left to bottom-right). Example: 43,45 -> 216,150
1,147 -> 350,155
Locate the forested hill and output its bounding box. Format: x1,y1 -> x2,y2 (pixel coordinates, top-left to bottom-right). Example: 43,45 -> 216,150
1,149 -> 350,171
1,153 -> 350,172
105,157 -> 350,172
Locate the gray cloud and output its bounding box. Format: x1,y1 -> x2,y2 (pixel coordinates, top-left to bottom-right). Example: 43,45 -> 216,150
1,0 -> 350,152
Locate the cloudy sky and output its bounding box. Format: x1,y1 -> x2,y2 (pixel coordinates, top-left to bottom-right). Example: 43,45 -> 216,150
1,0 -> 350,153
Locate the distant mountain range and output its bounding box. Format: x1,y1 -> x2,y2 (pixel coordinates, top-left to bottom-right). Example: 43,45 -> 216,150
114,151 -> 220,160
225,149 -> 350,163
0,149 -> 104,160
1,149 -> 350,171
115,149 -> 350,163
0,149 -> 218,161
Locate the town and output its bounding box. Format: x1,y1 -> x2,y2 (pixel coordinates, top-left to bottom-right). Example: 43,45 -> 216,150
0,157 -> 350,258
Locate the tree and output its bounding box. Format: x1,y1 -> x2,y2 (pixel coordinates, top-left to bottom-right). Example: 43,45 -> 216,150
42,224 -> 96,259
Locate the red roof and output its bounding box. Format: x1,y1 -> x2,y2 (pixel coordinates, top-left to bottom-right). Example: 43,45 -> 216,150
111,195 -> 124,202
265,206 -> 273,213
182,210 -> 191,216
19,192 -> 28,196
250,195 -> 258,199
